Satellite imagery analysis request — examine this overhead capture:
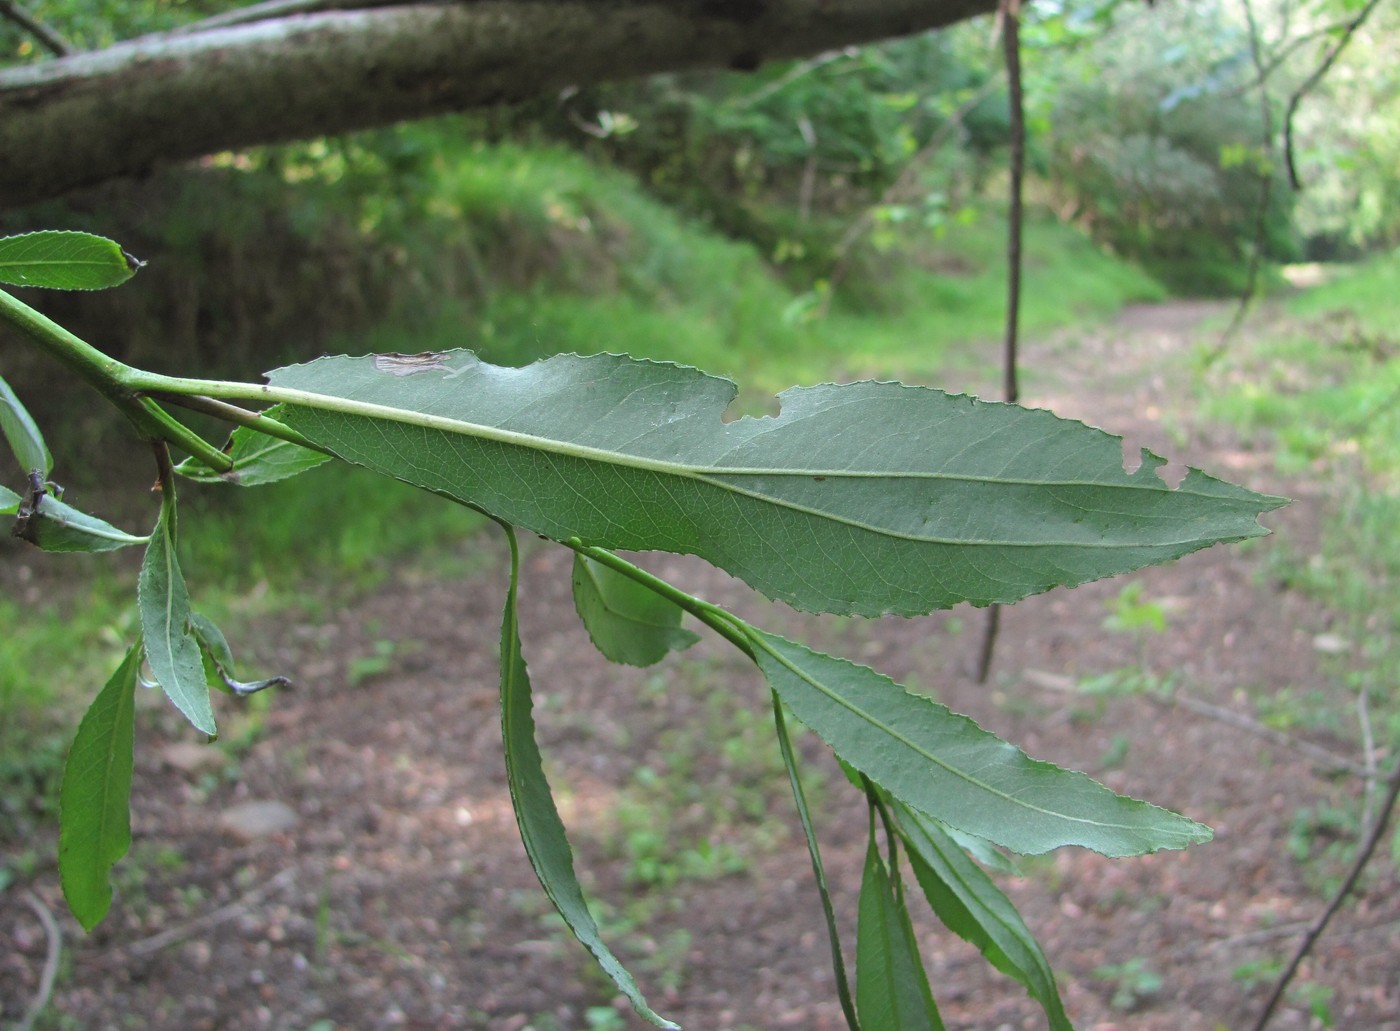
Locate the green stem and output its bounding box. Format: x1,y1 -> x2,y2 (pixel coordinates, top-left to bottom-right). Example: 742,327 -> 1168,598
0,287 -> 142,404
154,393 -> 328,456
137,399 -> 233,472
0,287 -> 232,472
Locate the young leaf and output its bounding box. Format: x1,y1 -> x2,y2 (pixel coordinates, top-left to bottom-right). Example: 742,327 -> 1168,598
264,350 -> 1284,618
0,483 -> 18,514
190,612 -> 290,696
856,817 -> 943,1031
498,529 -> 678,1029
0,375 -> 51,476
0,230 -> 140,290
571,553 -> 699,666
895,803 -> 1072,1031
13,494 -> 150,553
745,627 -> 1211,857
138,496 -> 216,735
175,409 -> 331,486
59,640 -> 141,931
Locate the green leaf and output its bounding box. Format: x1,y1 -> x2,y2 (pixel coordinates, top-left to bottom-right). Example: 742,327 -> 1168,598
571,553 -> 700,666
856,817 -> 942,1031
0,375 -> 51,476
0,484 -> 19,514
896,804 -> 1072,1031
175,409 -> 331,486
59,640 -> 141,931
935,820 -> 1019,877
13,494 -> 150,553
0,231 -> 140,290
190,612 -> 290,697
266,350 -> 1284,618
498,528 -> 678,1030
138,496 -> 216,735
745,627 -> 1211,857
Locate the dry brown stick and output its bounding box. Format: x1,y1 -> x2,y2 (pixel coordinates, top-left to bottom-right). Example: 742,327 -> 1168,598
16,891 -> 62,1031
1162,692 -> 1371,779
112,867 -> 298,960
1026,671 -> 1371,778
1251,758 -> 1400,1031
973,0 -> 1023,685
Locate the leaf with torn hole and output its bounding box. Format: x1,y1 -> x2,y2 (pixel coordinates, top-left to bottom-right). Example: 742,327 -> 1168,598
265,350 -> 1285,617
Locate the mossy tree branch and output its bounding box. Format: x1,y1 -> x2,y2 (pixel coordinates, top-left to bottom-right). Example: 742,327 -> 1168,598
0,0 -> 998,208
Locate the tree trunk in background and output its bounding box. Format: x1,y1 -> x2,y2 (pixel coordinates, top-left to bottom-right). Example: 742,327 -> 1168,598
0,0 -> 997,208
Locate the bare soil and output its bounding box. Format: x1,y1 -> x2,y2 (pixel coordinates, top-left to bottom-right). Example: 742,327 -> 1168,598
4,300 -> 1398,1031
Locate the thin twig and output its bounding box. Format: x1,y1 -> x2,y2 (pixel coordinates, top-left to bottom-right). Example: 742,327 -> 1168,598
821,73 -> 1004,309
16,891 -> 62,1031
1026,672 -> 1373,778
0,0 -> 74,56
727,47 -> 857,110
1281,0 -> 1385,191
112,867 -> 298,960
1160,692 -> 1371,779
974,0 -> 1023,685
1251,759 -> 1400,1031
1358,679 -> 1377,831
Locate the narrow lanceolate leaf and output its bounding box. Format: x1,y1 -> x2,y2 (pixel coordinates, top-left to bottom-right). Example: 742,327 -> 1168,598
774,697 -> 859,1031
0,231 -> 140,290
0,375 -> 50,476
175,409 -> 330,486
265,350 -> 1284,618
856,823 -> 943,1031
138,497 -> 215,735
0,484 -> 18,514
571,553 -> 699,666
896,804 -> 1071,1031
59,641 -> 141,931
14,494 -> 150,553
747,628 -> 1211,857
499,530 -> 678,1030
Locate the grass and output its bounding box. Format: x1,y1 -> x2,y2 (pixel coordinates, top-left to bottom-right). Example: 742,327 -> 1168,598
0,130 -> 1167,820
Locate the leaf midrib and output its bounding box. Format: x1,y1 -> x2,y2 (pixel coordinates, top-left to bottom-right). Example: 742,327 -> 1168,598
251,383 -> 1246,549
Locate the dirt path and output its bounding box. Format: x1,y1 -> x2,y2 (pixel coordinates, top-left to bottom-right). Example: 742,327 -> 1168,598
4,300 -> 1397,1030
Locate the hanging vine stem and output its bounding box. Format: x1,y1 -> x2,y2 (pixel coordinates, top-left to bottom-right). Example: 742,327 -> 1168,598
1251,758 -> 1400,1031
974,0 -> 1024,685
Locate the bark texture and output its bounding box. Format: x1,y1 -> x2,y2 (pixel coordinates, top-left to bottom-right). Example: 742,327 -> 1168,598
0,0 -> 997,208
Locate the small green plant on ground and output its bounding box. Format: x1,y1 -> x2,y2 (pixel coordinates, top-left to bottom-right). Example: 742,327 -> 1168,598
1077,580 -> 1176,698
1091,956 -> 1163,1012
0,232 -> 1282,1028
